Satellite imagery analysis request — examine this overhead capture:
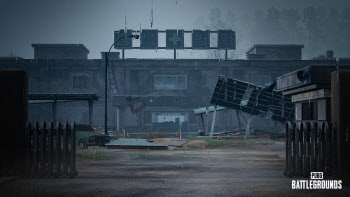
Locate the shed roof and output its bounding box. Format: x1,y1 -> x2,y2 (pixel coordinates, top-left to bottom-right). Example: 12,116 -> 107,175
31,44 -> 90,53
246,44 -> 304,54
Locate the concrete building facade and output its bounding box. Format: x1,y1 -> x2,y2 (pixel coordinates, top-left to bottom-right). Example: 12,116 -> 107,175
1,44 -> 348,134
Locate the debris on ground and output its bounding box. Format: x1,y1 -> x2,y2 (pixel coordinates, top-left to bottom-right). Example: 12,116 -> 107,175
106,138 -> 168,150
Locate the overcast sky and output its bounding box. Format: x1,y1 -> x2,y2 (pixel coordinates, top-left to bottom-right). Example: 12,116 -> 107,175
1,0 -> 349,59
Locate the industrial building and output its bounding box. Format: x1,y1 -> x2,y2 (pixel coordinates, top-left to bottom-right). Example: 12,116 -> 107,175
1,43 -> 348,134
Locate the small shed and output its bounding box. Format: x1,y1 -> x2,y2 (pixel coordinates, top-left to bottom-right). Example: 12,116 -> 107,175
276,65 -> 336,121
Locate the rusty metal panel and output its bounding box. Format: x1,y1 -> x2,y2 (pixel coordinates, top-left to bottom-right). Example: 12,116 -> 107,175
210,75 -> 294,123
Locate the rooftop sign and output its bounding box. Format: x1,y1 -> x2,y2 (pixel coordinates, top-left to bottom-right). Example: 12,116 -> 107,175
114,29 -> 236,50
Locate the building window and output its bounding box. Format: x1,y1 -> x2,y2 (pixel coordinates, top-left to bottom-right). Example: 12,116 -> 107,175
72,75 -> 91,89
151,112 -> 189,123
154,75 -> 187,90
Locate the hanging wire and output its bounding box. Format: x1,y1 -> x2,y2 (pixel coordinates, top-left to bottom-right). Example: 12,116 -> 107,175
124,16 -> 127,34
123,0 -> 127,33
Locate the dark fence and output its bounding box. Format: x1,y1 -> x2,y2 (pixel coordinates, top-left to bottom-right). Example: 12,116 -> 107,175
284,121 -> 336,178
25,121 -> 78,178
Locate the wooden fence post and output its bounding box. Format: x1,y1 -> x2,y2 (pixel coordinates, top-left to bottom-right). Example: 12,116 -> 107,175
47,122 -> 54,177
69,122 -> 78,178
62,122 -> 69,177
55,122 -> 62,177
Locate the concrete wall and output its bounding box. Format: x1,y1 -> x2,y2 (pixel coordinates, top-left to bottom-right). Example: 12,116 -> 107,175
0,58 -> 338,133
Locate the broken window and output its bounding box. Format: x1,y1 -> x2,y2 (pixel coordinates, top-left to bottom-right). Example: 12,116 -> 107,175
151,112 -> 188,123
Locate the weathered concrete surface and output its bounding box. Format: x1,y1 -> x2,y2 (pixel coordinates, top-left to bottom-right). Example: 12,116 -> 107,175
4,141 -> 350,197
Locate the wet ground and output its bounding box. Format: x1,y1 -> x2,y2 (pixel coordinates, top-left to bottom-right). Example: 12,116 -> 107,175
2,139 -> 350,197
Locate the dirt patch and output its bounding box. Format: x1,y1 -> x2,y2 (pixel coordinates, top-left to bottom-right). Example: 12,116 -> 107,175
176,137 -> 280,150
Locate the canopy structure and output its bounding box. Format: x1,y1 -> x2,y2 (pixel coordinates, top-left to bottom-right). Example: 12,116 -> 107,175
210,76 -> 294,123
193,106 -> 227,115
195,76 -> 294,138
28,93 -> 99,126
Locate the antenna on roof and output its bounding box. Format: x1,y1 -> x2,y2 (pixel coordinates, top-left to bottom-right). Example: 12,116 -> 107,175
150,0 -> 154,28
123,0 -> 127,33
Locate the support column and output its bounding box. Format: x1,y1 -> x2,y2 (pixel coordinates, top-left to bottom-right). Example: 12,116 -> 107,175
88,100 -> 93,126
235,110 -> 242,135
116,107 -> 120,132
206,114 -> 209,136
200,114 -> 206,135
244,117 -> 253,139
52,99 -> 57,124
210,105 -> 217,138
140,110 -> 144,132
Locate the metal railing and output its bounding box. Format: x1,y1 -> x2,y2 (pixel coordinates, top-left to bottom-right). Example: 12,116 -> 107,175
284,121 -> 336,178
25,122 -> 78,178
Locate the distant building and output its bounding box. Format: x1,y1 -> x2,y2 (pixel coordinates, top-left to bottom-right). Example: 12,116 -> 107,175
246,44 -> 304,60
313,50 -> 336,61
101,52 -> 120,60
1,43 -> 348,135
32,44 -> 89,60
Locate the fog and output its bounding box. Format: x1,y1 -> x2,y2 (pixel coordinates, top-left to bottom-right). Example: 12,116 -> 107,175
1,0 -> 350,59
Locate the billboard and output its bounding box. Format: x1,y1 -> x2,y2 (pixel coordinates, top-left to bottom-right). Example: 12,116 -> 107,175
113,29 -> 236,51
217,30 -> 236,49
140,29 -> 158,49
166,29 -> 184,49
192,30 -> 210,49
114,29 -> 133,49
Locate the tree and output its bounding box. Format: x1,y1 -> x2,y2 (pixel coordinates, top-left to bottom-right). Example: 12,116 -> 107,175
338,7 -> 350,57
205,8 -> 226,59
280,8 -> 305,44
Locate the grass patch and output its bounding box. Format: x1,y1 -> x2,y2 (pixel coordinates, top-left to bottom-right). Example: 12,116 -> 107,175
242,138 -> 256,143
187,144 -> 199,149
130,153 -> 147,159
77,148 -> 108,160
260,141 -> 275,145
183,135 -> 196,140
